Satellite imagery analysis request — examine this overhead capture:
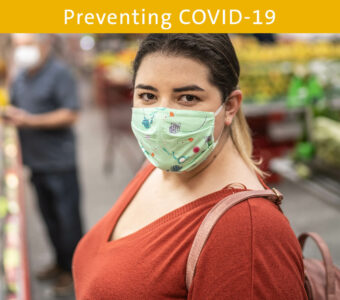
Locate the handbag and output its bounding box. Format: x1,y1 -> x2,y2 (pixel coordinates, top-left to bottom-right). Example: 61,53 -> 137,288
186,188 -> 340,299
299,232 -> 340,300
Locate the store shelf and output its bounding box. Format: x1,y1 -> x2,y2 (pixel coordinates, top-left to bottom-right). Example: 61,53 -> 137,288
244,101 -> 301,117
270,157 -> 340,211
0,124 -> 30,300
244,98 -> 340,117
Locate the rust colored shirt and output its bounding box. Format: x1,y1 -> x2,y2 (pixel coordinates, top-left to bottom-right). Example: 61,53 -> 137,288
73,163 -> 307,299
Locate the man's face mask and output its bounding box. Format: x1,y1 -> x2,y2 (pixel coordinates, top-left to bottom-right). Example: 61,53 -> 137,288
13,45 -> 41,70
131,104 -> 224,172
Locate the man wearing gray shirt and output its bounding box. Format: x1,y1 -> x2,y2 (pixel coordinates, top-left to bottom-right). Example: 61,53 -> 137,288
7,34 -> 83,296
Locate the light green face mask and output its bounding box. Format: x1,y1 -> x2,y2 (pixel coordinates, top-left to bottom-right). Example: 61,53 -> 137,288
131,105 -> 224,172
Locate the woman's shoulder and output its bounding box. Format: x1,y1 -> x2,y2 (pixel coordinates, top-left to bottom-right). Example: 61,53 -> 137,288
190,195 -> 306,299
195,194 -> 305,279
209,195 -> 298,248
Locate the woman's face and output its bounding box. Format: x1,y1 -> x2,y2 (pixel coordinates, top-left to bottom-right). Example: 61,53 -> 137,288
133,53 -> 226,141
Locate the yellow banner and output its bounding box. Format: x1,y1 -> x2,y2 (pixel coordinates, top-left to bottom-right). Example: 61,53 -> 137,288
0,0 -> 339,33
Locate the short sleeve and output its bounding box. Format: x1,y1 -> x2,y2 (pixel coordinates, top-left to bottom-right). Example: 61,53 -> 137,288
54,67 -> 80,111
188,198 -> 307,300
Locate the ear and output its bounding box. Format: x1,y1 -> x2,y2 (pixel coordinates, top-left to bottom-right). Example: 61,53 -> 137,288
224,90 -> 242,126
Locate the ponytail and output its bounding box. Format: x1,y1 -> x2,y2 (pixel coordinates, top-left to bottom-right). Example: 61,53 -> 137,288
230,106 -> 266,178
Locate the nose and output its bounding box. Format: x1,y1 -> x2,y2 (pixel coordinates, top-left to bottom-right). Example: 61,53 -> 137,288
157,97 -> 173,108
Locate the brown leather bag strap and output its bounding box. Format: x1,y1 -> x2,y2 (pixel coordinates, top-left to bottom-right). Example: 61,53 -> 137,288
298,232 -> 336,298
186,188 -> 283,291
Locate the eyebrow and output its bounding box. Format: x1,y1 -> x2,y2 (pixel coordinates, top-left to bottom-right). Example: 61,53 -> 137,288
135,84 -> 205,93
173,85 -> 205,92
135,84 -> 158,92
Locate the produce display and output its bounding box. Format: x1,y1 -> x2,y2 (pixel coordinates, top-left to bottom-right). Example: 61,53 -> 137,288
313,116 -> 340,167
232,37 -> 340,104
0,121 -> 29,300
91,36 -> 340,180
94,42 -> 137,109
0,87 -> 9,107
94,37 -> 340,106
95,46 -> 137,85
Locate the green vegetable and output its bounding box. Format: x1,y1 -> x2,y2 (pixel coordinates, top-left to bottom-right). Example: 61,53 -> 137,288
313,117 -> 340,167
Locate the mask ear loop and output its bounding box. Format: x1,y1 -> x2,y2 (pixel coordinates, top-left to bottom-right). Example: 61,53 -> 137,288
214,92 -> 234,143
213,102 -> 226,144
214,103 -> 225,117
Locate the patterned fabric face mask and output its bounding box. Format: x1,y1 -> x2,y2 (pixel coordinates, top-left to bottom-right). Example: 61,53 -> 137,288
131,104 -> 224,172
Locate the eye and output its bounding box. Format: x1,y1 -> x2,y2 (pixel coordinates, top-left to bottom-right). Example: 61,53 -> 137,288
179,94 -> 200,103
138,93 -> 157,101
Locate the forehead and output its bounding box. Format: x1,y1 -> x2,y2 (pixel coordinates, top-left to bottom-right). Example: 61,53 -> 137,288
135,53 -> 211,86
12,34 -> 37,46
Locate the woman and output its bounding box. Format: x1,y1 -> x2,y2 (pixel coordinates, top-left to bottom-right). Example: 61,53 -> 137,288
73,34 -> 307,299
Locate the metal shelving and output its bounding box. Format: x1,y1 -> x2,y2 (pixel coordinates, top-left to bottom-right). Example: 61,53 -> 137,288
270,157 -> 340,211
243,98 -> 340,117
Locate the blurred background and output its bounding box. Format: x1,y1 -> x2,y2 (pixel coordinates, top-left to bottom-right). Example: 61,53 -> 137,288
0,33 -> 339,300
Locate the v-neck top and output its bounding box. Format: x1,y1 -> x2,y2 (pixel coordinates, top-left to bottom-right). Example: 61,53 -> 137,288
72,163 -> 307,300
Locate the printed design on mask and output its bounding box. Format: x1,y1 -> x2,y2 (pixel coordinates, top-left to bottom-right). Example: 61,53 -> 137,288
142,116 -> 154,129
141,108 -> 166,129
178,156 -> 187,163
170,165 -> 182,172
176,137 -> 195,146
140,144 -> 149,155
169,123 -> 181,134
162,147 -> 189,165
190,147 -> 209,166
206,135 -> 213,146
193,147 -> 200,153
131,107 -> 218,173
141,142 -> 159,159
181,114 -> 209,133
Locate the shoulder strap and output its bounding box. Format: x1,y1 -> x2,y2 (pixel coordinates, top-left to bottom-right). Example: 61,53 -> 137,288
186,188 -> 283,291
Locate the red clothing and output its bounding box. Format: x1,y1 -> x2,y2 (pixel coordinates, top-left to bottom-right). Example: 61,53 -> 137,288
73,163 -> 307,299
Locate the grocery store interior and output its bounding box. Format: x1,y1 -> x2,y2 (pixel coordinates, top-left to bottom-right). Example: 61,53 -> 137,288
0,34 -> 340,299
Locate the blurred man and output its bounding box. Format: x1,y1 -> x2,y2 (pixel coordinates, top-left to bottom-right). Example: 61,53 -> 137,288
6,34 -> 83,296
